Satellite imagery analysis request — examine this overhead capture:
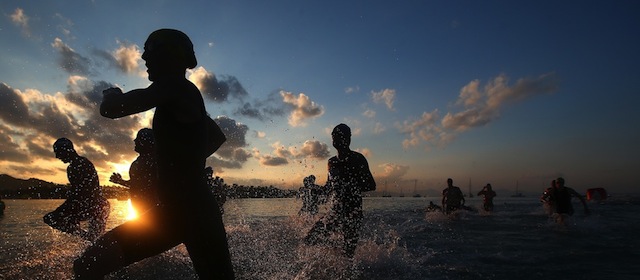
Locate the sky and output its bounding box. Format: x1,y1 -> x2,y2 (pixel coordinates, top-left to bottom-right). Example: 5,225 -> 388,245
1,1 -> 639,195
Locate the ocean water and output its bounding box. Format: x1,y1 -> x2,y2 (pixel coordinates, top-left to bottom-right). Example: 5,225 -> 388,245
1,196 -> 639,280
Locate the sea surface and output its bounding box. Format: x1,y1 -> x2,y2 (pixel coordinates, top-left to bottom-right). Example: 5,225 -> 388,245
1,196 -> 639,280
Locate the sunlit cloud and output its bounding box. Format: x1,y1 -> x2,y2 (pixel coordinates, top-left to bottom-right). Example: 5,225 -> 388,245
112,41 -> 142,74
398,73 -> 558,151
256,139 -> 331,168
188,66 -> 248,103
372,88 -> 396,111
442,73 -> 558,131
10,8 -> 30,37
280,91 -> 324,127
378,163 -> 410,181
254,130 -> 266,138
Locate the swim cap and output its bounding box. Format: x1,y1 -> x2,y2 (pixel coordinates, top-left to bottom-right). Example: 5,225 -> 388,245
146,29 -> 197,69
136,128 -> 155,146
332,123 -> 351,137
53,137 -> 75,152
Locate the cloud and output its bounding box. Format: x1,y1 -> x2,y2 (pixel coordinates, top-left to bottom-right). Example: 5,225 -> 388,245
255,139 -> 331,167
0,80 -> 148,179
372,88 -> 396,111
188,66 -> 248,103
363,109 -> 376,118
398,73 -> 558,151
254,130 -> 266,138
280,91 -> 325,127
92,42 -> 142,75
10,8 -> 30,36
442,73 -> 558,131
51,38 -> 91,75
298,140 -> 331,159
345,86 -> 360,94
112,42 -> 142,74
234,90 -> 287,121
373,122 -> 386,134
378,163 -> 410,181
258,155 -> 289,166
208,116 -> 251,170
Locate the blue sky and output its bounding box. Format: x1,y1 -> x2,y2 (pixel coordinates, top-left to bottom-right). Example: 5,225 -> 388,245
1,1 -> 639,195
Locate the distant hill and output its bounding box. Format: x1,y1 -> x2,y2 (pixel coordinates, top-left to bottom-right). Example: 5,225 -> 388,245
0,174 -> 298,200
0,174 -> 128,199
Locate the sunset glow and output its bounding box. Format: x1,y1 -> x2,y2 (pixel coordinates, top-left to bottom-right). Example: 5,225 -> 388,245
0,1 -> 638,195
125,199 -> 138,221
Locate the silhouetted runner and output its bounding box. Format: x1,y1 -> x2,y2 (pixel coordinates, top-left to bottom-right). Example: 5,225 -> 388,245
109,128 -> 159,215
74,29 -> 234,279
44,138 -> 110,241
305,124 -> 376,258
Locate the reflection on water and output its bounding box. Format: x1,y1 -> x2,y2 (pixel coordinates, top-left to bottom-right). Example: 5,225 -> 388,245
1,197 -> 639,279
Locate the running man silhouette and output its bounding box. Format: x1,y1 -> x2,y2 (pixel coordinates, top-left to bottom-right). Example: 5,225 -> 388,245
44,138 -> 110,241
477,183 -> 497,212
73,29 -> 234,279
548,177 -> 590,224
298,175 -> 322,216
109,128 -> 159,215
205,166 -> 227,214
442,178 -> 465,214
305,123 -> 376,258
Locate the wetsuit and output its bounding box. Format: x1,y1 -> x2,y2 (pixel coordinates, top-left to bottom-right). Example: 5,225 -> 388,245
90,77 -> 234,279
549,187 -> 577,215
306,150 -> 375,257
44,156 -> 110,241
127,152 -> 158,214
442,186 -> 465,214
477,189 -> 496,211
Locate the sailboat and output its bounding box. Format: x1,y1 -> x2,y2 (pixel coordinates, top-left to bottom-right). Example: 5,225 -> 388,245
412,179 -> 421,197
382,180 -> 392,197
467,178 -> 473,198
511,180 -> 524,197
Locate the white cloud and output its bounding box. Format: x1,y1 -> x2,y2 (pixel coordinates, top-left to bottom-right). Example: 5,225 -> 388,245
398,72 -> 558,151
10,8 -> 30,36
372,88 -> 396,111
280,91 -> 324,127
112,42 -> 142,74
363,108 -> 376,118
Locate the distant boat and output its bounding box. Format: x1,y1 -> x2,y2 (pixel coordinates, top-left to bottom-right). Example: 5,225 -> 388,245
468,179 -> 474,198
382,180 -> 392,197
412,179 -> 421,197
511,181 -> 525,197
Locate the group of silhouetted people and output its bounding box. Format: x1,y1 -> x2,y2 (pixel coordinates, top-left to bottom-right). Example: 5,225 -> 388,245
43,29 -> 233,279
41,27 -> 378,280
432,176 -> 590,224
43,27 -> 591,280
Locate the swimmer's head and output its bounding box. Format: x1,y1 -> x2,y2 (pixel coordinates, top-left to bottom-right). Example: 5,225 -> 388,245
134,128 -> 154,153
142,29 -> 197,80
556,177 -> 565,187
53,138 -> 76,163
331,123 -> 351,150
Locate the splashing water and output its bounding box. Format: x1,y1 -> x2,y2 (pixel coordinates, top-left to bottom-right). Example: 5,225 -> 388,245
1,196 -> 640,279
